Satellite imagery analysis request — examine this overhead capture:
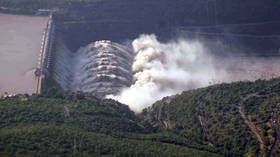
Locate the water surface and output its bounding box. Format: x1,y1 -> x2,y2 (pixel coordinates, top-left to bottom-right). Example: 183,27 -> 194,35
0,14 -> 48,95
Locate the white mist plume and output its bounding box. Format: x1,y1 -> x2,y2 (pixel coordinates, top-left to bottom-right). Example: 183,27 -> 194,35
107,34 -> 230,112
54,35 -> 280,112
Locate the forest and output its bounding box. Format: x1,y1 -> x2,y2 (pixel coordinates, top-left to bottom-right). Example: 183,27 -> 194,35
1,78 -> 280,156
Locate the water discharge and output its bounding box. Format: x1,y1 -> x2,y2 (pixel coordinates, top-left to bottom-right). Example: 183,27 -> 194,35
108,34 -> 280,112
0,14 -> 279,113
53,34 -> 280,113
52,40 -> 134,98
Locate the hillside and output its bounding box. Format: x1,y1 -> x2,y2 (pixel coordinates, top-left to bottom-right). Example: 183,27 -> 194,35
0,92 -> 220,157
144,78 -> 280,157
1,0 -> 279,24
1,78 -> 280,156
1,0 -> 279,55
1,1 -> 280,156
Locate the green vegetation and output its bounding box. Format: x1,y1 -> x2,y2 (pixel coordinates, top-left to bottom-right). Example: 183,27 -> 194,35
0,93 -> 220,157
0,0 -> 73,14
1,78 -> 280,156
143,78 -> 280,157
0,0 -> 99,16
242,82 -> 280,155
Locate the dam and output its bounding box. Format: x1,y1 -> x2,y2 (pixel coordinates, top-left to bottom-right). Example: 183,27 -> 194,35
52,39 -> 134,98
0,12 -> 136,98
0,0 -> 279,98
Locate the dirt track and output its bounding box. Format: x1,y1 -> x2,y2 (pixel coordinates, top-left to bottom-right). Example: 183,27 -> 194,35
238,93 -> 264,157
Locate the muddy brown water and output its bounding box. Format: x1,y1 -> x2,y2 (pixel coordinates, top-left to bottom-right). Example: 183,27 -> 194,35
0,13 -> 48,95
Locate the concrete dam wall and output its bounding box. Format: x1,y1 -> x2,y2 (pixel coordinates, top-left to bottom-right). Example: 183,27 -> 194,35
51,39 -> 134,98
36,13 -> 135,98
2,0 -> 278,97
35,13 -> 56,94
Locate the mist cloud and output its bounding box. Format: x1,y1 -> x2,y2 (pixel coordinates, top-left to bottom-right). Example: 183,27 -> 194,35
107,34 -> 280,113
107,34 -> 231,112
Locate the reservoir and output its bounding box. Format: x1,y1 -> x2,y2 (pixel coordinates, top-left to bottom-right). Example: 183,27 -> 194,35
0,14 -> 48,96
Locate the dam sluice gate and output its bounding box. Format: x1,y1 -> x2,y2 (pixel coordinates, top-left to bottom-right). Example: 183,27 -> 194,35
51,39 -> 134,98
38,13 -> 135,98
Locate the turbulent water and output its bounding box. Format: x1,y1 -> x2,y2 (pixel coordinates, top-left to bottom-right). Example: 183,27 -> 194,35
108,34 -> 280,112
52,40 -> 134,98
53,34 -> 280,112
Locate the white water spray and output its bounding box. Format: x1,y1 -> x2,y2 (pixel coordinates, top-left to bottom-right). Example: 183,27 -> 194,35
107,34 -> 230,112
53,35 -> 280,113
107,34 -> 280,113
52,39 -> 134,98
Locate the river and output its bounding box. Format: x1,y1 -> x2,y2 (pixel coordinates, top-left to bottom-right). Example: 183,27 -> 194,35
0,13 -> 48,95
